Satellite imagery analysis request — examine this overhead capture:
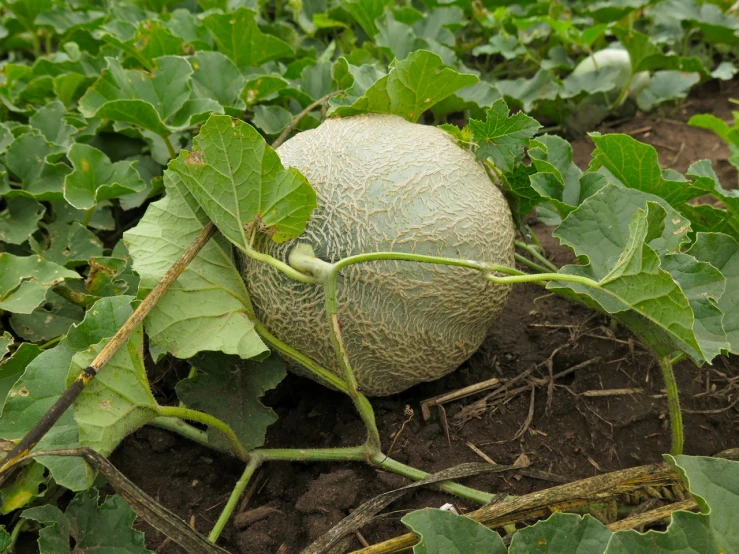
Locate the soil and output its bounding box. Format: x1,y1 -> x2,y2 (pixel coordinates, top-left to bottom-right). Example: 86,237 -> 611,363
19,80 -> 739,553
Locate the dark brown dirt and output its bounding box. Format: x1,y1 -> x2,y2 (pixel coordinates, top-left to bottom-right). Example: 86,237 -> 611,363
36,81 -> 739,554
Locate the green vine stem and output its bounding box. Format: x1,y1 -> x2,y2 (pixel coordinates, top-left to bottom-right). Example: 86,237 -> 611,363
149,416 -> 221,452
374,455 -> 494,505
255,446 -> 370,462
155,405 -> 249,461
514,253 -> 552,274
658,355 -> 684,455
514,240 -> 558,272
209,454 -> 263,543
323,268 -> 383,454
162,134 -> 177,160
241,242 -> 321,284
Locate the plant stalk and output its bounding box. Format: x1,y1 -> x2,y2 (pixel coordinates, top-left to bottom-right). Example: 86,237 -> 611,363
208,455 -> 263,543
514,253 -> 552,274
323,270 -> 382,454
373,455 -> 495,505
149,417 -> 221,452
155,406 -> 249,462
255,446 -> 370,462
514,240 -> 558,272
162,134 -> 177,160
659,355 -> 684,455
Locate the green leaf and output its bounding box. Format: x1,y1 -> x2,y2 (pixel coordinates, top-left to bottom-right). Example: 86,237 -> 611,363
169,114 -> 316,247
0,334 -> 11,362
29,101 -> 76,150
23,489 -> 153,554
469,99 -> 540,172
496,70 -> 561,112
473,34 -> 526,60
86,253 -> 139,298
528,135 -> 606,216
329,50 -> 478,122
0,462 -> 49,515
636,70 -> 700,111
63,143 -> 146,210
502,163 -> 540,218
0,343 -> 43,413
509,513 -> 611,553
252,104 -> 293,135
241,74 -> 290,107
0,253 -> 80,314
688,233 -> 739,354
21,505 -> 71,554
5,132 -> 71,200
0,296 -> 136,490
102,19 -> 184,65
124,172 -> 269,360
67,327 -> 158,456
10,291 -> 85,342
176,353 -> 285,450
189,51 -> 246,111
401,508 -> 506,554
550,186 -> 713,363
203,8 -> 294,69
589,133 -> 713,206
660,253 -> 729,362
31,220 -> 104,268
344,0 -> 392,36
0,197 -> 45,245
79,56 -> 220,136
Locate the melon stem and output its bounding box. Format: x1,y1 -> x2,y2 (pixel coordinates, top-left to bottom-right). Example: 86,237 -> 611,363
324,266 -> 383,454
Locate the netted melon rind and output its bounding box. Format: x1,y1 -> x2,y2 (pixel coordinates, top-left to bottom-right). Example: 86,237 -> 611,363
241,114 -> 515,396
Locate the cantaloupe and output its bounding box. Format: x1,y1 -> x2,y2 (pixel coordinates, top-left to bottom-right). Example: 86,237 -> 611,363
241,114 -> 515,396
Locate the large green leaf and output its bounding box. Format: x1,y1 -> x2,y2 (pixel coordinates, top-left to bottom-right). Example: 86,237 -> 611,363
469,98 -> 541,172
589,133 -> 713,206
688,233 -> 739,353
124,172 -> 268,360
202,8 -> 294,69
67,328 -> 158,457
0,296 -> 136,490
169,114 -> 316,247
22,489 -> 153,554
329,50 -> 478,122
5,132 -> 70,200
78,56 -> 221,136
30,220 -> 104,268
401,508 -> 506,554
0,343 -> 42,414
63,143 -> 145,210
528,135 -> 606,217
0,197 -> 44,245
0,253 -> 80,314
550,186 -> 716,363
175,353 -> 285,450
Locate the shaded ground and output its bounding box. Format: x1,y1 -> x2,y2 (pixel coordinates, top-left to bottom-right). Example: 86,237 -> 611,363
21,81 -> 739,553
